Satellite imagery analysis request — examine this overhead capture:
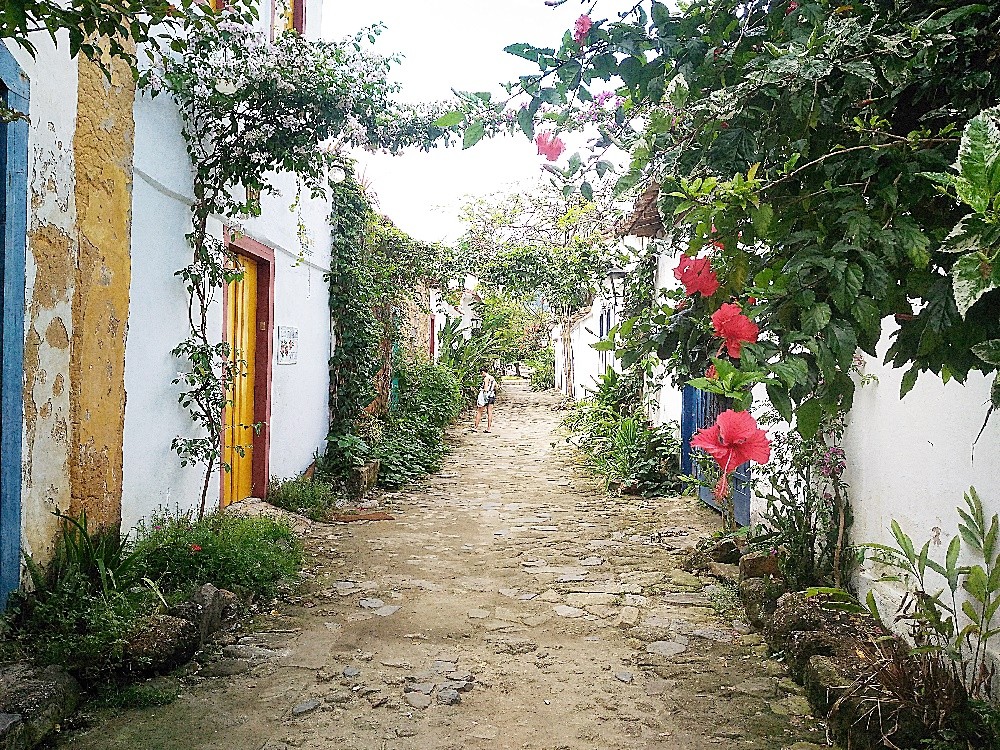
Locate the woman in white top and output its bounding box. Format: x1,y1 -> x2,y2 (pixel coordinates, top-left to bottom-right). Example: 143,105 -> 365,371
473,369 -> 498,433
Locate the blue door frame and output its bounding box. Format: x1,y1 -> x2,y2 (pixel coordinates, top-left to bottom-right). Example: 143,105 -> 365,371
681,385 -> 751,527
0,46 -> 29,609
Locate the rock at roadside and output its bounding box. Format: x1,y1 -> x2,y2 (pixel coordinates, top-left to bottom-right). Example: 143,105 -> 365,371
124,615 -> 199,676
706,538 -> 741,564
707,562 -> 740,584
739,551 -> 781,580
0,663 -> 81,750
739,577 -> 785,630
437,688 -> 461,706
190,584 -> 239,642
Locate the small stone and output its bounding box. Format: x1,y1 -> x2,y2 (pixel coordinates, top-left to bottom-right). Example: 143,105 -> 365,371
375,605 -> 401,617
565,593 -> 615,607
732,620 -> 753,635
666,569 -> 703,589
342,666 -> 361,678
446,671 -> 474,683
614,672 -> 633,684
395,725 -> 418,738
404,693 -> 432,710
437,688 -> 461,705
380,658 -> 411,669
403,682 -> 434,695
467,609 -> 490,619
580,556 -> 604,567
359,598 -> 385,610
616,606 -> 640,627
740,633 -> 765,646
537,589 -> 561,603
432,660 -> 458,673
645,640 -> 687,657
292,698 -> 321,716
325,689 -> 352,705
553,605 -> 586,618
622,594 -> 648,607
522,614 -> 552,627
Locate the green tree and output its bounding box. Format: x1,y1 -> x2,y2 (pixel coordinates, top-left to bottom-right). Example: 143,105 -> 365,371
477,1 -> 1000,433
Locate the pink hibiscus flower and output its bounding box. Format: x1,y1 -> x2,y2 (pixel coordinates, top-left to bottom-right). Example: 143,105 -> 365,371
673,255 -> 720,297
535,130 -> 565,161
711,302 -> 759,358
573,15 -> 593,44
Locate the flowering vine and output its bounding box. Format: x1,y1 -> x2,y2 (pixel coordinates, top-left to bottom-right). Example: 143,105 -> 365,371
147,14 -> 451,515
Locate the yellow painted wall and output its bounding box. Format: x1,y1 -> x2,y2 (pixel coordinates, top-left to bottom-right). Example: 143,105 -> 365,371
68,53 -> 135,532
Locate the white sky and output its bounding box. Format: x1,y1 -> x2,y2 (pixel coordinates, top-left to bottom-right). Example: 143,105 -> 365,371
320,0 -> 588,245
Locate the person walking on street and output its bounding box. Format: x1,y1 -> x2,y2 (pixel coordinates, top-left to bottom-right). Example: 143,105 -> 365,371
473,369 -> 498,433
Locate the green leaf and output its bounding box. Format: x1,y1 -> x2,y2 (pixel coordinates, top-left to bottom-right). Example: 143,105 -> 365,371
972,339 -> 1000,366
766,383 -> 793,422
580,182 -> 594,201
900,366 -> 919,398
952,252 -> 998,317
795,398 -> 823,439
956,109 -> 1000,212
770,358 -> 809,387
433,111 -> 465,128
801,303 -> 832,336
462,120 -> 486,149
517,107 -> 534,139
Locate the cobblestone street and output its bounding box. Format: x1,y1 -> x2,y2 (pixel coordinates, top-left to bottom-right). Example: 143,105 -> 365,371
58,384 -> 826,750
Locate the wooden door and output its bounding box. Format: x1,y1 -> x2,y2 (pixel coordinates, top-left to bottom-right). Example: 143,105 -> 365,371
223,256 -> 258,506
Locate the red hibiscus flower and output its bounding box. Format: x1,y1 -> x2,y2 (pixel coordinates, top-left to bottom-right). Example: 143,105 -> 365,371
535,131 -> 565,161
190,544 -> 202,552
673,255 -> 719,297
705,364 -> 718,380
711,302 -> 759,358
573,15 -> 593,44
691,410 -> 771,499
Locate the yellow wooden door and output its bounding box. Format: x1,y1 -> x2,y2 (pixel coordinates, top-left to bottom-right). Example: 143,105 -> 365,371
223,256 -> 258,507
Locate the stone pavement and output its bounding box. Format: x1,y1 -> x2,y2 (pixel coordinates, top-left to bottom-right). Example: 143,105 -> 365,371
57,383 -> 827,750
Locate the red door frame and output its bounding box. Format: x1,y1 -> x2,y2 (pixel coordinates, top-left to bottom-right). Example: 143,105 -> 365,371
221,228 -> 275,503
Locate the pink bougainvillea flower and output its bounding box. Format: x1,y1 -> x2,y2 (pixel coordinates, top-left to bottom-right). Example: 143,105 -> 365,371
673,255 -> 720,297
705,364 -> 719,380
691,409 -> 771,479
711,302 -> 759,358
786,1 -> 799,14
190,544 -> 202,552
573,14 -> 593,44
535,130 -> 565,161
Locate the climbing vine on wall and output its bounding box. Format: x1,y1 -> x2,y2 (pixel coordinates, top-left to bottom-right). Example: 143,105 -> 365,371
326,171 -> 442,471
147,13 -> 452,514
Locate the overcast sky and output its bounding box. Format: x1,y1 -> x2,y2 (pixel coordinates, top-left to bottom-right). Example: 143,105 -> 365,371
320,0 -> 588,245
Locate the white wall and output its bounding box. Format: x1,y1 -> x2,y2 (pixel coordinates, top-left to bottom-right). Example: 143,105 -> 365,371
121,34 -> 332,527
7,35 -> 79,558
845,319 -> 1000,596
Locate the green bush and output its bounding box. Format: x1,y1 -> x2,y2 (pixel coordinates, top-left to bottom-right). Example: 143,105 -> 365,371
8,571 -> 156,679
267,476 -> 338,520
527,347 -> 555,391
564,399 -> 683,496
373,356 -> 462,488
132,510 -> 302,599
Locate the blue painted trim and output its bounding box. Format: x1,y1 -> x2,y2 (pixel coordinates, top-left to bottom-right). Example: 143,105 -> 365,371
0,44 -> 28,610
680,385 -> 695,474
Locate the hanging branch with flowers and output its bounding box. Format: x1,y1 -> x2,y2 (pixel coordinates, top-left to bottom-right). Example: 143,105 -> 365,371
145,11 -> 453,516
442,1 -> 1000,447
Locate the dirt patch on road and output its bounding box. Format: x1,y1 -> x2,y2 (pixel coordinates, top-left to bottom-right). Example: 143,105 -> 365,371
53,384 -> 829,750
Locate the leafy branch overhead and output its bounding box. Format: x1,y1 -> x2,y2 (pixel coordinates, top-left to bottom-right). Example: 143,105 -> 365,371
463,0 -> 1000,433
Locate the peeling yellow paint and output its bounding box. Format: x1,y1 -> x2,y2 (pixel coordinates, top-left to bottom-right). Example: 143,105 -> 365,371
68,52 -> 135,532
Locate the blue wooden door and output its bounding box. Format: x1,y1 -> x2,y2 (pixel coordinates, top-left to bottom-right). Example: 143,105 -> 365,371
681,385 -> 751,527
0,48 -> 29,609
